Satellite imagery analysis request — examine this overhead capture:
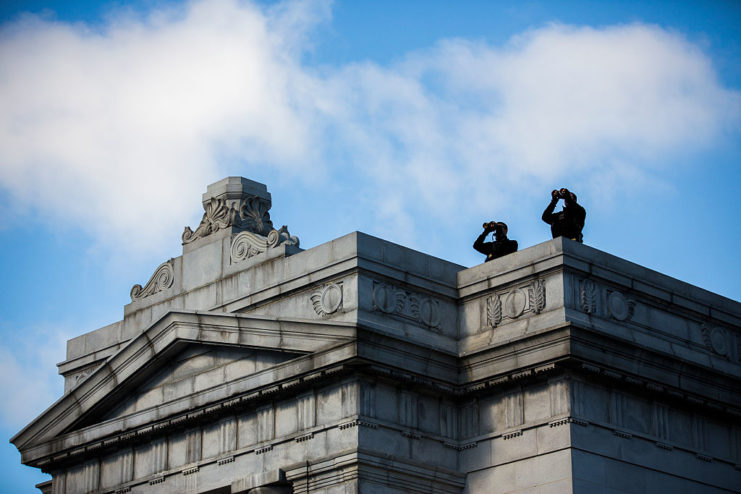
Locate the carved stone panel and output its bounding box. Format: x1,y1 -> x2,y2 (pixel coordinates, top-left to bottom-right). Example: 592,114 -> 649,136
577,278 -> 636,322
371,281 -> 441,329
310,283 -> 343,317
485,278 -> 547,328
606,290 -> 635,322
579,279 -> 597,314
702,325 -> 730,357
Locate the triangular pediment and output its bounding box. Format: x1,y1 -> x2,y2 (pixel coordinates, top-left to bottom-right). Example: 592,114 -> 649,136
12,310 -> 356,463
98,343 -> 302,425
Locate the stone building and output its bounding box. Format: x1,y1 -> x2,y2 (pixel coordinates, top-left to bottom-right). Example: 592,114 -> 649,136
12,177 -> 741,493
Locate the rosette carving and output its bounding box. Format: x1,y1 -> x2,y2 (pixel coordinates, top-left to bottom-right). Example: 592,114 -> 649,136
607,291 -> 635,321
412,297 -> 441,327
310,283 -> 343,317
230,226 -> 300,264
239,196 -> 272,235
130,260 -> 175,301
701,324 -> 729,357
372,283 -> 406,314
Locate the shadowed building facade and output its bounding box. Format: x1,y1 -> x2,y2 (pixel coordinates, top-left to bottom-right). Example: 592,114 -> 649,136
13,177 -> 741,493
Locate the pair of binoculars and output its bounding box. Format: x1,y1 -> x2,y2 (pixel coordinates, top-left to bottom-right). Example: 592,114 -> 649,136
483,221 -> 507,233
553,188 -> 570,199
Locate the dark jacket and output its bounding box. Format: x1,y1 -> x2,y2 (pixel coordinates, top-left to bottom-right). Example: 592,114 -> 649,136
542,199 -> 586,242
474,231 -> 518,262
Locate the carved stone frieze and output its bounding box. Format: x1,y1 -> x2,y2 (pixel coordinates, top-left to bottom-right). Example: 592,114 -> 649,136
701,324 -> 729,357
230,226 -> 299,264
486,279 -> 547,328
130,260 -> 175,301
371,281 -> 441,328
310,283 -> 343,317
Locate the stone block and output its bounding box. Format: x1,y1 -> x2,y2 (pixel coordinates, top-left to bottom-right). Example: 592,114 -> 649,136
275,399 -> 298,439
491,429 -> 538,465
182,240 -> 223,292
238,412 -> 258,449
602,456 -> 647,493
536,422 -> 570,454
524,382 -> 551,424
133,386 -> 163,412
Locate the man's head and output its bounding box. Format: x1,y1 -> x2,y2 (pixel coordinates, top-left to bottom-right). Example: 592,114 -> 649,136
494,222 -> 508,240
559,188 -> 577,205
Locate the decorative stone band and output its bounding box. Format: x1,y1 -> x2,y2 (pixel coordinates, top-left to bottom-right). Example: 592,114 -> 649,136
182,196 -> 275,245
130,260 -> 175,302
230,226 -> 299,264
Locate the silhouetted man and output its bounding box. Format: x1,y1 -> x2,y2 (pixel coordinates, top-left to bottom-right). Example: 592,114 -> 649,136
474,221 -> 518,262
542,188 -> 586,242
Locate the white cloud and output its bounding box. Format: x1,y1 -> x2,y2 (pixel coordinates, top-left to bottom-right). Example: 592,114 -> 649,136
0,2 -> 738,255
0,326 -> 73,429
0,0 -> 326,253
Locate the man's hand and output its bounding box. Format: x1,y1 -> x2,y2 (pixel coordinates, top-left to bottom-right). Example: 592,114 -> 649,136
551,189 -> 560,200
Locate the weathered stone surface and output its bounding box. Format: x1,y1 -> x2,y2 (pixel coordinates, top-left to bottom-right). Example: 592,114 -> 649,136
12,179 -> 741,493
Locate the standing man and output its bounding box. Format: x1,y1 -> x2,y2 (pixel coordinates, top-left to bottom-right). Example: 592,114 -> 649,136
474,221 -> 518,262
542,188 -> 586,242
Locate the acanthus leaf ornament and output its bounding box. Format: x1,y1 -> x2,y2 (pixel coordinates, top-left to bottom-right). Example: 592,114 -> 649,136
130,260 -> 175,301
182,197 -> 239,244
580,279 -> 597,314
487,295 -> 502,328
529,279 -> 546,314
183,195 -> 275,245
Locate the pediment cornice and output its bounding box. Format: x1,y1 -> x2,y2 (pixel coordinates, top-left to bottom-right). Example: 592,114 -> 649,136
12,310 -> 356,457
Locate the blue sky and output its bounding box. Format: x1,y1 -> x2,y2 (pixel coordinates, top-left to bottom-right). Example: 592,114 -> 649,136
0,0 -> 739,491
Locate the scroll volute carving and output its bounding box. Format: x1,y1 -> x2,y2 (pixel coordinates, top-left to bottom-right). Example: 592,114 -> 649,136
130,260 -> 175,301
230,226 -> 300,264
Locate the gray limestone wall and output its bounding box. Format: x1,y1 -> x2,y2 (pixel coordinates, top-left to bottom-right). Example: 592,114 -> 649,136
59,231 -> 463,392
